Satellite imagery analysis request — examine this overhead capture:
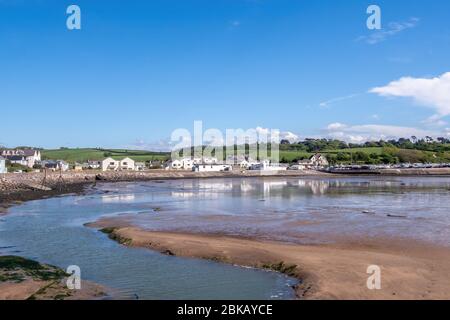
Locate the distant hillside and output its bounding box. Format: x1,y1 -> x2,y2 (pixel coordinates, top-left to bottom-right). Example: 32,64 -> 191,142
41,141 -> 450,165
42,148 -> 170,163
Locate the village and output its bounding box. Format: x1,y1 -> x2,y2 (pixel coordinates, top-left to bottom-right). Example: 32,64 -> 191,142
0,148 -> 331,174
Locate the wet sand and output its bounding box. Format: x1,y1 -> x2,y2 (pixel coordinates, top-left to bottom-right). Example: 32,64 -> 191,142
0,256 -> 109,300
0,279 -> 108,300
88,219 -> 450,300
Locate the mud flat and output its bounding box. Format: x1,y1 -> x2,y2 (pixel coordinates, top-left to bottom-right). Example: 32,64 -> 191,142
87,219 -> 450,300
0,256 -> 108,300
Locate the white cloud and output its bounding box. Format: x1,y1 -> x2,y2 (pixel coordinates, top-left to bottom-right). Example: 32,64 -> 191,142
129,138 -> 173,152
255,127 -> 299,143
327,123 -> 348,131
357,17 -> 419,45
325,123 -> 436,142
280,131 -> 299,142
370,72 -> 450,124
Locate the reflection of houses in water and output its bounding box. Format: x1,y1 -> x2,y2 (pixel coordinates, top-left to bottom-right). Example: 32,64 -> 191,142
171,180 -> 234,198
101,194 -> 136,203
171,192 -> 198,198
297,180 -> 330,195
238,180 -> 255,193
262,180 -> 288,196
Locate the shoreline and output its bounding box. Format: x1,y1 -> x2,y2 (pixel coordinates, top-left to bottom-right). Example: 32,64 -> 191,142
2,168 -> 450,214
87,221 -> 450,300
0,170 -> 330,214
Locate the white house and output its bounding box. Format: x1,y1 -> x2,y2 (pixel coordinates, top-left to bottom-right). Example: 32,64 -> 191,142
84,160 -> 101,170
249,160 -> 287,171
180,158 -> 194,170
135,162 -> 146,171
203,157 -> 218,165
102,157 -> 120,171
193,164 -> 232,172
119,157 -> 135,171
0,157 -> 7,173
298,153 -> 329,168
164,160 -> 183,170
8,155 -> 28,167
1,149 -> 41,168
41,160 -> 69,172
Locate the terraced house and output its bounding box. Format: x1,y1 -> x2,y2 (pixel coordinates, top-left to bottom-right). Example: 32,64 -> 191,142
1,149 -> 41,168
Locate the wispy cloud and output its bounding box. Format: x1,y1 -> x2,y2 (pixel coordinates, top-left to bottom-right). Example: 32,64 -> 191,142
319,93 -> 360,108
228,20 -> 241,29
357,17 -> 419,45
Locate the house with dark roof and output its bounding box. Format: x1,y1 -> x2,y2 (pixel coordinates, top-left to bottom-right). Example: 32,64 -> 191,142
298,153 -> 329,169
1,149 -> 41,168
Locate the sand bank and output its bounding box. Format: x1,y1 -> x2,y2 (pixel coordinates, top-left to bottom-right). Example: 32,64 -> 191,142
88,220 -> 450,300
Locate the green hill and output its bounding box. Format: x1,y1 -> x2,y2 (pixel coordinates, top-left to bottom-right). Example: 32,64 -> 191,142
42,148 -> 170,164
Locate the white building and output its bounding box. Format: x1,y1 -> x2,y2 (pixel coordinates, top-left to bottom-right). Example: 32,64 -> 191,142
135,162 -> 146,171
1,149 -> 41,168
119,157 -> 135,171
193,164 -> 232,172
102,157 -> 137,171
41,160 -> 69,172
8,155 -> 28,167
0,157 -> 7,173
181,158 -> 194,170
83,160 -> 101,170
298,153 -> 329,169
249,160 -> 287,171
164,159 -> 183,170
102,157 -> 120,171
202,157 -> 218,164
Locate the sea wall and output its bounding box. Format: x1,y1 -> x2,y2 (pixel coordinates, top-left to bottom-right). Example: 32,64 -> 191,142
0,169 -> 324,192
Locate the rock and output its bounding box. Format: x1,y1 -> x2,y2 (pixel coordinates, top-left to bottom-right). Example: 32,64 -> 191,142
387,214 -> 407,218
95,174 -> 106,181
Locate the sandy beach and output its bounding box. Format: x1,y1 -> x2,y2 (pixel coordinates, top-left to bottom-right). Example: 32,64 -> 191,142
88,219 -> 450,300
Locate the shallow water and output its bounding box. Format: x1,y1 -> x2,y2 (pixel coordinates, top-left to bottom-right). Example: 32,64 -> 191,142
92,176 -> 450,246
1,176 -> 449,299
0,186 -> 298,300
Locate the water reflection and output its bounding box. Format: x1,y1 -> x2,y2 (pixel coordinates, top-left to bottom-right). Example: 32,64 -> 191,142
106,176 -> 450,247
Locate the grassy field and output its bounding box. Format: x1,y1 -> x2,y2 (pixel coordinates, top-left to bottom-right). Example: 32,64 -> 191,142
42,148 -> 169,163
321,147 -> 384,155
41,146 -> 450,165
279,147 -> 384,162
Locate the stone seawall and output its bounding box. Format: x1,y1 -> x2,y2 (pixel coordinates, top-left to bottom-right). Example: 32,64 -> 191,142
0,169 -> 324,192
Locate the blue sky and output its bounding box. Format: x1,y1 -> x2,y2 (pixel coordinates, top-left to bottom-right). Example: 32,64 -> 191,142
1,0 -> 450,149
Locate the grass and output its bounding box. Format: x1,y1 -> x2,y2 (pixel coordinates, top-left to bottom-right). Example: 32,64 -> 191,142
321,147 -> 384,155
99,227 -> 132,245
42,148 -> 169,164
0,256 -> 67,282
41,146 -> 450,165
279,151 -> 312,162
262,261 -> 298,277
